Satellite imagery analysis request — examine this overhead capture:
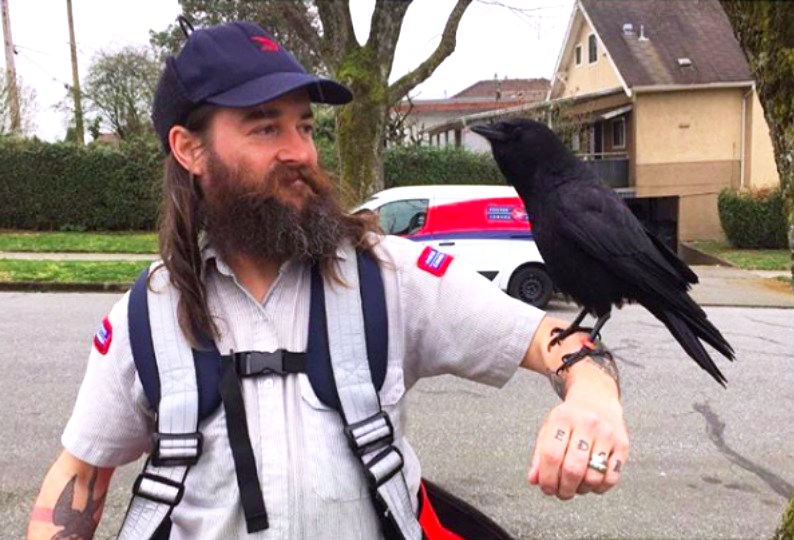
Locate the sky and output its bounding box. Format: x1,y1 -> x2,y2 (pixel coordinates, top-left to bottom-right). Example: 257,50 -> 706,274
2,0 -> 575,142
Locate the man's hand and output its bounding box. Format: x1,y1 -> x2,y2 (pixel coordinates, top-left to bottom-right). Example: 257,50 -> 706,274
521,315 -> 629,499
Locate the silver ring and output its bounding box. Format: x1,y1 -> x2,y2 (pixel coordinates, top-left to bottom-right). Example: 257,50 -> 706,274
587,453 -> 608,473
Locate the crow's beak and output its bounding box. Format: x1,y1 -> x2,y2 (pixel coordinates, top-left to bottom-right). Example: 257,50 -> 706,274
471,123 -> 508,142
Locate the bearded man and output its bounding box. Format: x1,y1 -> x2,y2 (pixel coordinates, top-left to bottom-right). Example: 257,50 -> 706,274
27,21 -> 628,540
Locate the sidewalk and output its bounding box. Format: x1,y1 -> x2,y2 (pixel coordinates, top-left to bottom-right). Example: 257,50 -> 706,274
2,252 -> 792,307
688,264 -> 794,308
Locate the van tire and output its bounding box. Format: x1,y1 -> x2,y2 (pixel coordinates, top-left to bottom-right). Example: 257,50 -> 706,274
508,266 -> 553,308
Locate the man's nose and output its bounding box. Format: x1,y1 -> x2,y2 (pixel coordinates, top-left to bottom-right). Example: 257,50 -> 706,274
275,129 -> 314,165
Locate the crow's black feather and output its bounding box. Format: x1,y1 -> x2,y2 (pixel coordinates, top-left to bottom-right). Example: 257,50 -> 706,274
473,119 -> 734,384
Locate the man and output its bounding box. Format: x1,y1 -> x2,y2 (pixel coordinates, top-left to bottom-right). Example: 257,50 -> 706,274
27,21 -> 628,540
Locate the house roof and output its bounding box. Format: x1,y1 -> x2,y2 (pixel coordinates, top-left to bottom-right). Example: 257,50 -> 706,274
452,78 -> 549,100
579,0 -> 752,88
394,78 -> 549,114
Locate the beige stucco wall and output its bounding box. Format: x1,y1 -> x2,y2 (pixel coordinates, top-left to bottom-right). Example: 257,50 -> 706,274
634,89 -> 747,241
747,90 -> 780,189
559,16 -> 623,99
635,89 -> 744,164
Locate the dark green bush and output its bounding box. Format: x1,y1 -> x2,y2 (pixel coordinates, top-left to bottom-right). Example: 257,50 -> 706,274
718,187 -> 788,249
384,145 -> 502,188
0,138 -> 503,231
0,138 -> 162,231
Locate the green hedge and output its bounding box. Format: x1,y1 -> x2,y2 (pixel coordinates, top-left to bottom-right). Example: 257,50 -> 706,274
384,145 -> 501,187
0,138 -> 162,231
0,140 -> 501,231
718,187 -> 788,249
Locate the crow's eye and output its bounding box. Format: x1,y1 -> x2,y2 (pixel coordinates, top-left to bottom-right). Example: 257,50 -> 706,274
509,127 -> 522,140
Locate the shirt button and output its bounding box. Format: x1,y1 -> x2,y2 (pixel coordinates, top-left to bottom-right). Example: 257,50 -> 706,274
264,378 -> 274,389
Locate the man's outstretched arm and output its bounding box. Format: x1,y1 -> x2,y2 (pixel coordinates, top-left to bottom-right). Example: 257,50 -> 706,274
521,315 -> 629,500
27,449 -> 114,540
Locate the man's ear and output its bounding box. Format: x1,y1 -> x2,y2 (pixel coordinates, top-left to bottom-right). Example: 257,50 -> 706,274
170,126 -> 207,176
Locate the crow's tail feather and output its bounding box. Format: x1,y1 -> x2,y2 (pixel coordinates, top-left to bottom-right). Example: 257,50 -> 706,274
649,308 -> 732,386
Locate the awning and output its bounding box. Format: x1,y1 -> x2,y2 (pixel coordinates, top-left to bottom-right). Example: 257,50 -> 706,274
600,105 -> 633,120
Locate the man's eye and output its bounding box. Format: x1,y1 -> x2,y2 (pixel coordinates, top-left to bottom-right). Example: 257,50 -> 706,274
256,125 -> 277,135
300,124 -> 314,135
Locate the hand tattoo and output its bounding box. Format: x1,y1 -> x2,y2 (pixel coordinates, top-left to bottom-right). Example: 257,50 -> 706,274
614,460 -> 623,473
555,429 -> 566,441
577,439 -> 589,451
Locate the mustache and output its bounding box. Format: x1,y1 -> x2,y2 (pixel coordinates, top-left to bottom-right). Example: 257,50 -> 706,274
232,163 -> 332,202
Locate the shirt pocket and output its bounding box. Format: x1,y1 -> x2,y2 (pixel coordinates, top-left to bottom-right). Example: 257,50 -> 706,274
297,368 -> 406,502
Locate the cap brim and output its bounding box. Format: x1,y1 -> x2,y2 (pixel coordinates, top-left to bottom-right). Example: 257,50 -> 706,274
206,71 -> 353,108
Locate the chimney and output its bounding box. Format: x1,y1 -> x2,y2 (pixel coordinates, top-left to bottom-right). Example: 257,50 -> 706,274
638,24 -> 649,41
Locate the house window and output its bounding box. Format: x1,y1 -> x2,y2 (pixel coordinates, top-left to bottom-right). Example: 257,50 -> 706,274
571,131 -> 581,153
574,45 -> 582,66
588,34 -> 597,63
612,117 -> 625,149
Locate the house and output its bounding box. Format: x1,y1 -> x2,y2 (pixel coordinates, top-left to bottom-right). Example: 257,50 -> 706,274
430,0 -> 780,246
394,78 -> 549,151
548,0 -> 779,243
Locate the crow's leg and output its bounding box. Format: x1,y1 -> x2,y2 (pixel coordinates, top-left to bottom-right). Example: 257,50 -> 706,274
557,312 -> 613,372
548,307 -> 590,351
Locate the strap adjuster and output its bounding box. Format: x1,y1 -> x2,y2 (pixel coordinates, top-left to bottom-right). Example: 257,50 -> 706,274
151,432 -> 203,467
364,447 -> 405,488
132,472 -> 185,506
235,351 -> 285,377
344,411 -> 394,457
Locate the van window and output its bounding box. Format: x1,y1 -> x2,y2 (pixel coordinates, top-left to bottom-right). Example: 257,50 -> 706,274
377,198 -> 429,235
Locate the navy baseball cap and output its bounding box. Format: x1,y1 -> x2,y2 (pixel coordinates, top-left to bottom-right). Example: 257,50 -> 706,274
152,21 -> 353,152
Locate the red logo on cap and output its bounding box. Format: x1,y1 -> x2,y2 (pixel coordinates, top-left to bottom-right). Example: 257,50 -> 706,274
251,36 -> 279,52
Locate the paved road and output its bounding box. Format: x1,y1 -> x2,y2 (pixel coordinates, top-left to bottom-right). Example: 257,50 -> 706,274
1,292 -> 792,539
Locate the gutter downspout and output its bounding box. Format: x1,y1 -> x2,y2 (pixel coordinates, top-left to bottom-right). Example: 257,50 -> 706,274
740,84 -> 753,189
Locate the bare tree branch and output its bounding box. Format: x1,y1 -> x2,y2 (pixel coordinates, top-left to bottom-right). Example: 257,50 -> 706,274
276,2 -> 326,64
367,0 -> 413,77
387,0 -> 474,105
316,0 -> 357,63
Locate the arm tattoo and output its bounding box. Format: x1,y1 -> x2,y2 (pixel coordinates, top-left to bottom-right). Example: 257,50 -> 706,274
51,467 -> 106,540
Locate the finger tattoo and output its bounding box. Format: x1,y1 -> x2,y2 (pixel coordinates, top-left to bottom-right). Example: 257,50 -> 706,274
555,429 -> 566,441
614,460 -> 622,473
577,439 -> 589,451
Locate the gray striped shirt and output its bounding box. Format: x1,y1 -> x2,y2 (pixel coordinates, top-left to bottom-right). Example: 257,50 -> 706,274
62,235 -> 544,539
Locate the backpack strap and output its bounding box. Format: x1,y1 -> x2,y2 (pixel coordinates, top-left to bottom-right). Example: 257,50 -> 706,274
322,244 -> 423,540
119,266 -> 203,540
306,249 -> 388,409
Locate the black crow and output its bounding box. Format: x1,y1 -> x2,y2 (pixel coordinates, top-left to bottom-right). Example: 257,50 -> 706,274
472,118 -> 734,385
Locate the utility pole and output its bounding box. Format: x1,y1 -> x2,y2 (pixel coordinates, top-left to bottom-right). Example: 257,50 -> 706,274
66,0 -> 84,145
0,0 -> 21,134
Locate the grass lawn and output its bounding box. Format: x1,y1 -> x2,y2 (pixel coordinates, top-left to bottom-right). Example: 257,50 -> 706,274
0,231 -> 157,253
0,260 -> 151,283
691,240 -> 790,271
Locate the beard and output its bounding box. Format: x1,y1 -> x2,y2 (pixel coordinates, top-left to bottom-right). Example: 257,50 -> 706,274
200,152 -> 351,266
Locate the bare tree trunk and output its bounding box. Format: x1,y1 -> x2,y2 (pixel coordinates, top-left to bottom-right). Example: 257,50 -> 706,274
720,3 -> 794,537
721,1 -> 794,294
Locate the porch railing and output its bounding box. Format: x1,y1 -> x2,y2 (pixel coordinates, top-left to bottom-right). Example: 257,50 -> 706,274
576,152 -> 629,189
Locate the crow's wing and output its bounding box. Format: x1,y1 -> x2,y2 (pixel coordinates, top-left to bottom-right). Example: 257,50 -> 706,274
549,179 -> 734,368
549,179 -> 694,294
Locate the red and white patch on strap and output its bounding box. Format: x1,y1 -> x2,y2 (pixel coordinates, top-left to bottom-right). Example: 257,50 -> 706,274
417,246 -> 454,277
93,316 -> 113,355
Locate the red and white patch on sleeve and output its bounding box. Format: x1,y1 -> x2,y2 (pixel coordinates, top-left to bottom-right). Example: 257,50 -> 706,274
93,316 -> 113,355
417,246 -> 454,277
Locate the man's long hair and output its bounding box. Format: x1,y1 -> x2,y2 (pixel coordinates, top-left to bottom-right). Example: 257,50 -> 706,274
155,104 -> 381,347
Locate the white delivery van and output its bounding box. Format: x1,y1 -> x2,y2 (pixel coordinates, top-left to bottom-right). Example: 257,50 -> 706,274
355,185 -> 554,308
